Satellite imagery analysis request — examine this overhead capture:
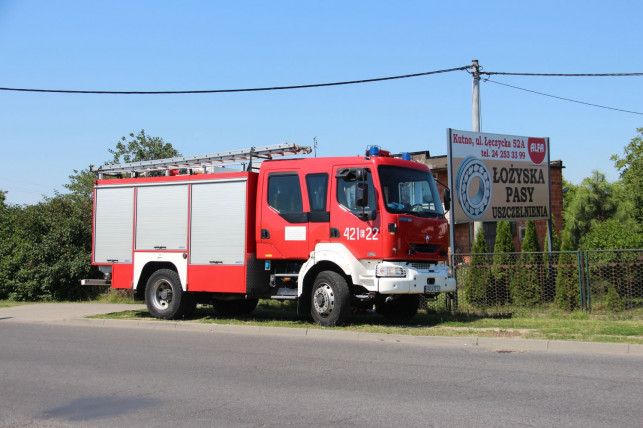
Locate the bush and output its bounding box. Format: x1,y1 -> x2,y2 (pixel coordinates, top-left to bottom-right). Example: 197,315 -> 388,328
465,228 -> 493,307
555,230 -> 581,310
511,220 -> 542,307
0,196 -> 99,301
604,284 -> 625,312
492,221 -> 514,305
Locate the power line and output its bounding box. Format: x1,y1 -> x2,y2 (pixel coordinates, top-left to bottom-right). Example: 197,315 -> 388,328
0,66 -> 471,95
485,79 -> 643,115
481,71 -> 643,77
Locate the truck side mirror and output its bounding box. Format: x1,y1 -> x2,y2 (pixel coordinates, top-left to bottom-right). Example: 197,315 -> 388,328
443,188 -> 451,212
355,182 -> 369,207
336,167 -> 367,182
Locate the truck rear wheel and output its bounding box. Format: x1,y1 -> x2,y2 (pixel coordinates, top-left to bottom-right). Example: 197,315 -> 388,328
145,269 -> 193,319
310,271 -> 350,327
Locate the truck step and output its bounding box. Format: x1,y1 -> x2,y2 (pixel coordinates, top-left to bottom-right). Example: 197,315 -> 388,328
270,287 -> 298,300
270,295 -> 297,301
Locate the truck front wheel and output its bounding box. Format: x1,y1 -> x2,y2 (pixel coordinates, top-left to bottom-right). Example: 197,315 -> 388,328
145,269 -> 194,319
310,271 -> 351,327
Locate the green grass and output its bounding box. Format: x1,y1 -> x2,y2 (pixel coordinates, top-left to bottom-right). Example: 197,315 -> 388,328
0,300 -> 32,308
91,300 -> 643,345
93,289 -> 140,304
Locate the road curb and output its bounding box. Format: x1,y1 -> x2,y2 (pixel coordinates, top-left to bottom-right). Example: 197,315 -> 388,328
478,337 -> 549,352
63,317 -> 642,356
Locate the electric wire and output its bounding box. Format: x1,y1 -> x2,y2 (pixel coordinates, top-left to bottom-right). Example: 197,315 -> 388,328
2,65 -> 640,115
481,71 -> 643,77
484,78 -> 643,115
0,66 -> 471,95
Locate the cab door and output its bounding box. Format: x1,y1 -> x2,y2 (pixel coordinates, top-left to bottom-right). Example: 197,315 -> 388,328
329,167 -> 383,259
305,172 -> 330,253
257,171 -> 310,259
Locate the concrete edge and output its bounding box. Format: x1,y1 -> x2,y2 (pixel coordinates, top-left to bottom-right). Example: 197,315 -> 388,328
61,317 -> 643,356
547,340 -> 630,355
628,344 -> 643,355
478,337 -> 549,352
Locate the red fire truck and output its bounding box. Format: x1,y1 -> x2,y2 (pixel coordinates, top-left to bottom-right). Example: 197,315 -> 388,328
83,143 -> 456,326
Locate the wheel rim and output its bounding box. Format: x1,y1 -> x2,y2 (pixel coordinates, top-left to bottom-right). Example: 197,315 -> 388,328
151,279 -> 173,311
313,283 -> 334,317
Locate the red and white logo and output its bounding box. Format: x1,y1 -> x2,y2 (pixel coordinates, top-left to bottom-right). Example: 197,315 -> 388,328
527,138 -> 547,165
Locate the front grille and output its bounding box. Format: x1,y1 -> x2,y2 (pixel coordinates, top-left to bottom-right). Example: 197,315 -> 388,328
411,263 -> 433,270
410,263 -> 444,271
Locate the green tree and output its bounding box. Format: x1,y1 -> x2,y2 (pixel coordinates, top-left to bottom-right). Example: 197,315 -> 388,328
63,167 -> 96,204
544,218 -> 561,253
564,171 -> 620,249
581,218 -> 643,250
465,227 -> 493,308
109,129 -> 180,164
561,177 -> 578,215
611,127 -> 642,225
511,220 -> 542,307
0,201 -> 18,298
555,230 -> 581,310
543,219 -> 561,302
5,197 -> 94,300
0,131 -> 181,301
492,221 -> 514,305
521,220 -> 541,253
0,189 -> 6,207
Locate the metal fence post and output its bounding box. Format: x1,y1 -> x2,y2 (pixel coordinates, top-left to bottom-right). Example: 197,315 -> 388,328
584,251 -> 592,311
450,253 -> 459,311
577,251 -> 585,310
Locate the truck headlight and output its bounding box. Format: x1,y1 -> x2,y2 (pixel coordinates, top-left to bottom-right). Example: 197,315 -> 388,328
376,265 -> 407,278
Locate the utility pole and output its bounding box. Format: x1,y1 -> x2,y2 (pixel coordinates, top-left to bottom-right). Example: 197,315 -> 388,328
472,59 -> 481,133
471,59 -> 483,244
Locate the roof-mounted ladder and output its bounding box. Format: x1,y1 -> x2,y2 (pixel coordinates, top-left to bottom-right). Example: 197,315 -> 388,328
92,143 -> 312,178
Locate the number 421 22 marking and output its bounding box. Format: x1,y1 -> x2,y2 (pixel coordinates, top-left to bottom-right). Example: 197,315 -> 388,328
343,227 -> 379,241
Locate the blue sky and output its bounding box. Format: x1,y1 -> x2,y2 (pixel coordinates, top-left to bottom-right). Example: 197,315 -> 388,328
1,0 -> 641,205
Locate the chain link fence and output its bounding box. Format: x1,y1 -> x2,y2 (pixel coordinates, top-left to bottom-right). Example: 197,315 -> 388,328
585,250 -> 643,312
421,249 -> 642,314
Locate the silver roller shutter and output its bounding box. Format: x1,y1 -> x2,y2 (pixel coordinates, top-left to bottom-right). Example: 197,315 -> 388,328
94,187 -> 134,263
135,184 -> 188,250
190,180 -> 247,265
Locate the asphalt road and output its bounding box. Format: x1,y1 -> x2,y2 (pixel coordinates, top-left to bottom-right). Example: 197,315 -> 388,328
1,320 -> 642,427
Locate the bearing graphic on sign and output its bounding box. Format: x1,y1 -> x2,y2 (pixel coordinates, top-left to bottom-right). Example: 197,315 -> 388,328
455,156 -> 492,219
447,129 -> 550,223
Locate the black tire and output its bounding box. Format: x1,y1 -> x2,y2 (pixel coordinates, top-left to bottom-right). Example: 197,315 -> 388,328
182,293 -> 198,318
212,298 -> 259,316
237,299 -> 259,315
376,295 -> 420,321
310,271 -> 351,327
145,269 -> 191,319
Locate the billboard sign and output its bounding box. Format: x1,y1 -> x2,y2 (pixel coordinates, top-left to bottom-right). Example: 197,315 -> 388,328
447,129 -> 550,223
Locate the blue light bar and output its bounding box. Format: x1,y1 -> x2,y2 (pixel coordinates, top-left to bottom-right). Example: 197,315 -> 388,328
368,146 -> 380,156
401,153 -> 411,160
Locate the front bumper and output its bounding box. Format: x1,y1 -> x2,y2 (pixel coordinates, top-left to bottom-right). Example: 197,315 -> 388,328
376,262 -> 457,294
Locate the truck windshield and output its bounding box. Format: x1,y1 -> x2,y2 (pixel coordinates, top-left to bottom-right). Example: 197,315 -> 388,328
378,165 -> 444,217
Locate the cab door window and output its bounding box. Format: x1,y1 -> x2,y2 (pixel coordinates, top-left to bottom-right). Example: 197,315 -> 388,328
336,169 -> 377,220
306,173 -> 330,223
268,173 -> 306,223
